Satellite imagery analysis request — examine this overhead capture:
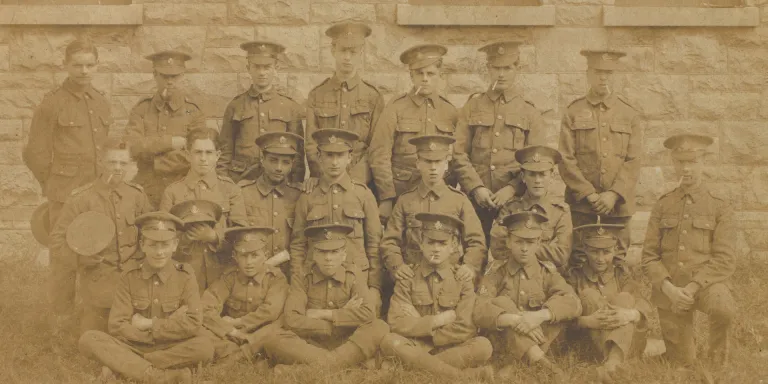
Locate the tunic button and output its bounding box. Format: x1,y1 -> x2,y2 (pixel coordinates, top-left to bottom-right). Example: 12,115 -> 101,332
275,229 -> 279,233
678,262 -> 684,266
430,197 -> 435,202
341,121 -> 347,126
116,214 -> 121,218
682,230 -> 687,234
248,281 -> 253,286
705,223 -> 710,228
497,115 -> 503,120
490,165 -> 496,171
600,169 -> 606,174
683,214 -> 689,219
602,153 -> 607,158
153,281 -> 158,285
248,298 -> 253,302
333,204 -> 339,210
520,290 -> 525,295
679,245 -> 685,251
153,299 -> 159,304
273,211 -> 278,217
274,194 -> 279,199
602,138 -> 607,142
328,301 -> 334,306
89,110 -> 93,115
494,132 -> 500,137
342,104 -> 347,108
69,121 -> 74,125
95,145 -> 101,150
532,209 -> 537,213
601,123 -> 606,127
260,128 -> 266,133
333,189 -> 338,194
118,231 -> 123,235
427,118 -> 432,122
521,275 -> 526,280
686,200 -> 692,205
93,129 -> 98,132
260,113 -> 265,117
328,282 -> 332,288
492,148 -> 498,154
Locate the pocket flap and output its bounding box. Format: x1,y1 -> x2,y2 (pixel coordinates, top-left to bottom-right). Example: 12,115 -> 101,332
307,205 -> 328,221
315,107 -> 339,118
410,292 -> 433,306
469,113 -> 493,126
350,105 -> 371,116
692,216 -> 715,230
392,167 -> 413,181
233,109 -> 256,122
435,121 -> 455,134
269,109 -> 290,122
100,115 -> 114,126
610,122 -> 631,134
437,292 -> 459,308
660,218 -> 679,229
132,298 -> 150,310
405,214 -> 421,228
161,300 -> 181,313
396,120 -> 421,133
343,206 -> 365,220
572,119 -> 596,130
58,114 -> 86,127
505,115 -> 528,130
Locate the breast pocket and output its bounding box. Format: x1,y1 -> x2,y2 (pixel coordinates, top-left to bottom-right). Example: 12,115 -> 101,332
437,289 -> 460,310
469,113 -> 493,149
572,119 -> 597,155
268,109 -> 291,132
350,104 -> 372,136
132,297 -> 150,315
504,115 -> 529,150
410,290 -> 434,307
161,299 -> 182,315
306,205 -> 329,226
315,107 -> 339,129
434,120 -> 455,136
394,119 -> 421,155
119,213 -> 138,248
659,217 -> 679,252
342,206 -> 365,238
57,111 -> 87,131
609,122 -> 631,159
233,110 -> 260,145
692,216 -> 715,252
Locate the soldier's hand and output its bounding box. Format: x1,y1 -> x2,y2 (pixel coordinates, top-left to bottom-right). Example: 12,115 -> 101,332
227,329 -> 248,344
608,307 -> 640,327
682,282 -> 700,299
662,282 -> 694,313
527,326 -> 546,344
586,193 -> 600,205
132,313 -> 153,331
593,191 -> 619,215
433,310 -> 457,328
394,264 -> 415,281
491,185 -> 517,207
578,313 -> 604,329
515,311 -> 546,334
302,177 -> 320,194
343,295 -> 363,309
473,187 -> 496,210
223,316 -> 243,328
171,136 -> 187,150
378,199 -> 394,223
454,264 -> 476,283
186,223 -> 218,243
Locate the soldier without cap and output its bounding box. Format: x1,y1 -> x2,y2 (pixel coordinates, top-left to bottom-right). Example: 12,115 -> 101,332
23,39 -> 113,322
369,44 -> 458,221
200,226 -> 289,366
558,50 -> 643,255
217,41 -> 305,184
453,41 -> 547,240
642,134 -> 735,368
489,145 -> 573,271
305,22 -> 385,187
569,221 -> 650,383
125,50 -> 207,207
380,212 -> 494,381
78,212 -> 213,384
239,132 -> 305,279
48,138 -> 152,334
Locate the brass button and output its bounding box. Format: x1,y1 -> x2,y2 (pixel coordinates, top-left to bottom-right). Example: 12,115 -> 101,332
602,138 -> 607,142
248,281 -> 254,286
427,118 -> 432,122
678,262 -> 684,266
153,281 -> 158,286
153,299 -> 159,304
494,132 -> 500,137
273,211 -> 278,216
89,110 -> 93,114
520,290 -> 525,295
342,104 -> 347,108
341,121 -> 347,126
274,194 -> 279,199
679,245 -> 685,251
497,115 -> 503,120
69,121 -> 74,125
492,148 -> 498,153
532,208 -> 537,213
92,129 -> 98,132
248,298 -> 253,302
260,128 -> 266,133
601,123 -> 606,127
490,165 -> 496,171
275,229 -> 279,233
602,153 -> 607,158
683,214 -> 689,219
333,189 -> 338,194
682,230 -> 687,234
686,200 -> 692,205
600,169 -> 606,174
333,204 -> 339,210
260,112 -> 265,117
328,301 -> 334,306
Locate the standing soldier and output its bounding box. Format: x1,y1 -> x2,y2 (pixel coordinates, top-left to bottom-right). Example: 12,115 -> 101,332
23,39 -> 112,324
642,134 -> 735,369
369,44 -> 457,221
48,138 -> 152,334
558,50 -> 643,254
239,132 -> 305,278
489,146 -> 572,271
125,50 -> 206,207
289,129 -> 382,304
380,135 -> 486,284
454,41 -> 547,239
78,211 -> 214,384
305,22 -> 384,188
217,41 -> 305,184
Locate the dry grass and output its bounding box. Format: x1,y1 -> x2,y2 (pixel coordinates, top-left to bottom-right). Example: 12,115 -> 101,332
1,253 -> 766,384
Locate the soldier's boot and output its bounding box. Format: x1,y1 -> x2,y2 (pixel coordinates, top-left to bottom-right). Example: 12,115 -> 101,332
99,366 -> 116,383
462,366 -> 495,382
143,367 -> 192,384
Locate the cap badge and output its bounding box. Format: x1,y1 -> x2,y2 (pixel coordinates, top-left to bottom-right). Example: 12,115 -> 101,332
328,135 -> 337,144
597,226 -> 606,236
602,53 -> 613,61
525,217 -> 534,229
532,152 -> 541,163
259,44 -> 266,51
498,46 -> 505,55
167,57 -> 174,65
156,221 -> 167,231
429,142 -> 437,150
324,230 -> 332,240
279,136 -> 286,144
434,221 -> 443,230
243,233 -> 256,242
190,205 -> 199,214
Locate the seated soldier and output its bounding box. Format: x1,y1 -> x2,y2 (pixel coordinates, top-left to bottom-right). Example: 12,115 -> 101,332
263,224 -> 389,370
78,212 -> 213,384
474,211 -> 581,381
570,220 -> 650,383
200,226 -> 289,366
380,212 -> 494,381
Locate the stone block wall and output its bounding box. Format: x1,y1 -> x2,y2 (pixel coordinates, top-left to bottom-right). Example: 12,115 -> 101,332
1,0 -> 768,263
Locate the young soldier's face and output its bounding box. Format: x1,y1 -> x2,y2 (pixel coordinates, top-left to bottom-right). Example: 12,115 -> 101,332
522,169 -> 553,198
410,63 -> 442,96
154,72 -> 184,96
314,247 -> 347,276
187,139 -> 221,176
585,245 -> 616,274
331,45 -> 363,76
420,236 -> 457,266
318,150 -> 352,178
65,52 -> 97,86
248,62 -> 276,89
672,157 -> 703,187
487,63 -> 517,91
506,234 -> 540,266
235,249 -> 268,277
586,68 -> 613,97
100,149 -> 132,186
141,237 -> 180,270
416,156 -> 450,186
261,152 -> 295,184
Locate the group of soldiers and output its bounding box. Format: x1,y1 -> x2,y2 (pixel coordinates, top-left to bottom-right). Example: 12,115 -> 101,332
24,20 -> 736,384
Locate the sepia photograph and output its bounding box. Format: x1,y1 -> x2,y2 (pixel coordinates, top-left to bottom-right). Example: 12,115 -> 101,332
0,0 -> 766,382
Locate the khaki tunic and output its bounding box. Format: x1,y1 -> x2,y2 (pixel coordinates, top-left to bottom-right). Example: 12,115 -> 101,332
369,92 -> 458,200
305,75 -> 385,183
239,176 -> 302,259
453,90 -> 546,194
218,87 -> 305,183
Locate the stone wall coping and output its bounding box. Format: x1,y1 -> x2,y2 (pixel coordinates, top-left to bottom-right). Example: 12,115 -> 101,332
603,6 -> 759,27
0,4 -> 143,25
396,4 -> 556,26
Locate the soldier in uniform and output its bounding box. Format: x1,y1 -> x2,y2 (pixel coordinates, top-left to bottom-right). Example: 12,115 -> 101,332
23,39 -> 113,322
369,44 -> 458,221
489,146 -> 572,272
200,226 -> 289,366
380,135 -> 486,284
239,132 -> 305,279
262,224 -> 389,369
453,41 -> 547,240
161,128 -> 247,290
289,129 -> 382,305
49,138 -> 152,334
305,22 -> 384,188
474,211 -> 581,380
125,50 -> 207,207
569,221 -> 650,383
217,41 -> 305,184
78,211 -> 214,384
558,50 -> 643,255
380,212 -> 494,381
642,134 -> 735,368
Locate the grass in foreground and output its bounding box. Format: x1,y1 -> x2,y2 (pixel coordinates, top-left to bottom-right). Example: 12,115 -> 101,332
1,253 -> 766,384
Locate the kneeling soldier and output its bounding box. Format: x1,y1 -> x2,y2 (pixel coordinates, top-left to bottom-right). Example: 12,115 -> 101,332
380,212 -> 494,381
570,220 -> 650,383
474,211 -> 581,380
79,212 -> 213,384
200,226 -> 289,366
263,224 -> 389,369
